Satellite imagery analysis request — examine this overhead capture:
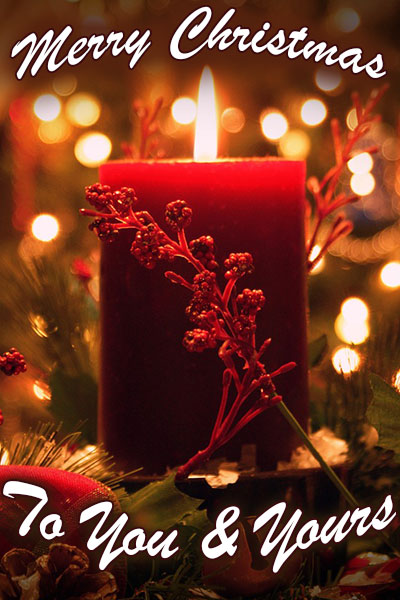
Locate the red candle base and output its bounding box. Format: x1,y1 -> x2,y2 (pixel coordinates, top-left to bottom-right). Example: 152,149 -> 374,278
99,159 -> 308,474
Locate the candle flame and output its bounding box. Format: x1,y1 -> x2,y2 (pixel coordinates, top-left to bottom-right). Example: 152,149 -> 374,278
194,66 -> 218,162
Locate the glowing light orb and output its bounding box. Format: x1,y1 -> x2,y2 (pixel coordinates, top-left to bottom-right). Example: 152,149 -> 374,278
74,132 -> 112,167
221,107 -> 245,134
33,94 -> 61,122
335,314 -> 370,345
261,111 -> 288,141
31,214 -> 60,242
171,97 -> 197,125
346,108 -> 358,131
334,7 -> 360,33
393,369 -> 400,393
348,152 -> 373,175
52,74 -> 77,96
66,93 -> 101,127
315,68 -> 342,92
33,380 -> 51,403
38,117 -> 71,144
279,129 -> 311,159
350,172 -> 375,196
332,347 -> 361,375
380,261 -> 400,289
341,297 -> 369,322
300,99 -> 327,126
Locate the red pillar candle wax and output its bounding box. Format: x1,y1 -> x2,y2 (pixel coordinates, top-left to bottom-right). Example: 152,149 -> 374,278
99,157 -> 308,473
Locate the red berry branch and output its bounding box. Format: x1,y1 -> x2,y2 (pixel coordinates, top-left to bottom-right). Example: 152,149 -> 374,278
306,85 -> 388,272
121,97 -> 164,160
81,186 -> 296,480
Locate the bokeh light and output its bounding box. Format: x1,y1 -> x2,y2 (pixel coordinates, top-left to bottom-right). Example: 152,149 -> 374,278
309,245 -> 325,274
350,173 -> 376,196
31,214 -> 60,242
315,68 -> 342,92
380,261 -> 400,289
33,380 -> 51,404
346,108 -> 358,131
300,99 -> 327,126
33,94 -> 61,122
335,314 -> 370,345
221,107 -> 245,133
347,152 -> 373,175
341,297 -> 369,322
38,117 -> 71,144
52,75 -> 77,96
66,93 -> 101,127
332,346 -> 361,375
279,129 -> 311,159
74,132 -> 112,167
171,97 -> 197,125
334,7 -> 360,33
260,111 -> 288,141
393,369 -> 400,393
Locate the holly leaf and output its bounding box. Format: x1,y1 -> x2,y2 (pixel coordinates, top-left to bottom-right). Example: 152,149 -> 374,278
367,374 -> 400,462
49,368 -> 98,444
308,334 -> 328,368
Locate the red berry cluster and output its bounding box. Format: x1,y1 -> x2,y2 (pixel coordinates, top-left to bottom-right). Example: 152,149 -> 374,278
0,348 -> 27,377
85,183 -> 114,211
189,236 -> 217,270
85,184 -> 137,215
183,329 -> 217,353
224,252 -> 255,279
237,289 -> 265,315
130,224 -> 174,269
89,219 -> 118,243
165,200 -> 192,231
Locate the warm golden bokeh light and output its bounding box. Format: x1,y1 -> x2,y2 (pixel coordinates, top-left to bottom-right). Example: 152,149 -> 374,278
380,261 -> 400,289
33,94 -> 62,122
38,117 -> 71,144
52,74 -> 77,96
341,297 -> 369,322
350,173 -> 375,196
346,108 -> 358,131
347,152 -> 373,175
171,97 -> 197,125
335,314 -> 370,345
332,346 -> 361,375
393,369 -> 400,393
300,98 -> 327,126
74,132 -> 112,167
66,93 -> 101,127
33,380 -> 51,404
221,107 -> 245,134
315,68 -> 342,92
279,129 -> 311,159
309,245 -> 325,274
31,214 -> 60,242
194,66 -> 218,162
261,111 -> 288,141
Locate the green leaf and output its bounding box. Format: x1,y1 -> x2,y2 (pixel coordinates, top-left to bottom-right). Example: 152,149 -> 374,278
367,373 -> 400,462
308,334 -> 328,368
122,473 -> 206,532
49,368 -> 98,444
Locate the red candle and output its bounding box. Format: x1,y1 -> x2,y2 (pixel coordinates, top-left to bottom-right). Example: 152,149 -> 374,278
98,70 -> 308,474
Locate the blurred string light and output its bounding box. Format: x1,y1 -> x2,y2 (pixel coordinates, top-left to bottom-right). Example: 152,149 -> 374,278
300,98 -> 327,126
380,261 -> 400,289
33,380 -> 51,404
33,94 -> 61,122
52,75 -> 77,96
315,68 -> 342,93
348,152 -> 373,175
346,108 -> 359,132
309,244 -> 325,274
38,117 -> 71,144
260,110 -> 288,141
66,93 -> 101,127
335,297 -> 370,345
171,97 -> 196,125
221,107 -> 245,134
279,129 -> 311,159
350,172 -> 375,196
332,346 -> 361,375
393,369 -> 400,393
74,132 -> 112,167
334,7 -> 360,33
31,214 -> 60,242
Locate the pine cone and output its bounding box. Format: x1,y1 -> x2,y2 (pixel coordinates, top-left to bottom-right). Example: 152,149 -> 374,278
0,544 -> 118,600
